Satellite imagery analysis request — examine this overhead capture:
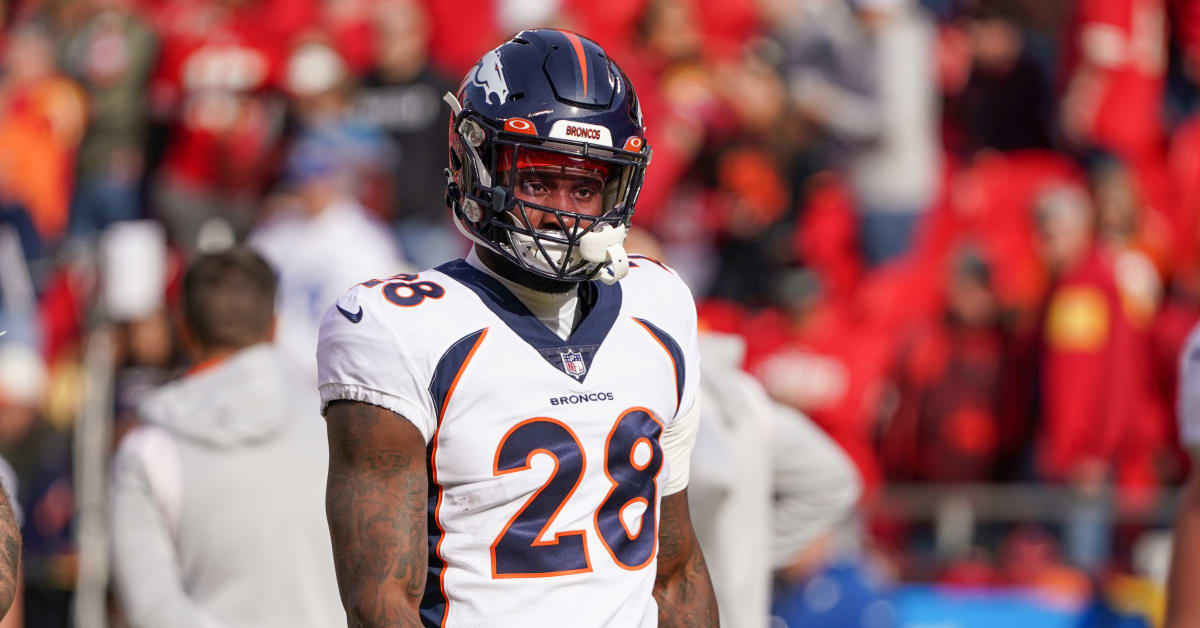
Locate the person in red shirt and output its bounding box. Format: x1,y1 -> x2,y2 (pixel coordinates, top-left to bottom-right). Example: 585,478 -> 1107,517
1025,183 -> 1161,568
147,0 -> 309,252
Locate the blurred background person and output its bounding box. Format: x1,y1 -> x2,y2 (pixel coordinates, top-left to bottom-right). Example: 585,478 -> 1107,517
280,36 -> 395,217
0,20 -> 87,260
109,247 -> 343,628
249,130 -> 408,382
772,0 -> 941,266
352,0 -> 459,268
879,246 -> 1011,484
146,0 -> 305,254
1021,183 -> 1158,570
941,2 -> 1054,156
60,0 -> 158,238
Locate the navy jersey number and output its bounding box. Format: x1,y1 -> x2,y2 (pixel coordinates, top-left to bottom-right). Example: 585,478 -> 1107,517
596,408 -> 663,570
491,419 -> 591,578
489,408 -> 663,578
361,273 -> 445,307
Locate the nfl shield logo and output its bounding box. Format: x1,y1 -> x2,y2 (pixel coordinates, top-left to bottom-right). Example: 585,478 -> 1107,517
560,350 -> 587,378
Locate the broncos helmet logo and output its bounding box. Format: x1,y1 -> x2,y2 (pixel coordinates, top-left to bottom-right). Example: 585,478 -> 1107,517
471,50 -> 510,106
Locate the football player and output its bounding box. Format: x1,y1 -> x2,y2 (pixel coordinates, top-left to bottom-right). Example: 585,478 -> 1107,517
318,30 -> 718,627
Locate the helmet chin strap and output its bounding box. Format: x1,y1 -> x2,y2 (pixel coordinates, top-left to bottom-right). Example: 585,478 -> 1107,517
579,224 -> 629,285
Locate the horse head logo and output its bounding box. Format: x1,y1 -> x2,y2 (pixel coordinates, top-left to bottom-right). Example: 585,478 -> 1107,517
471,50 -> 510,107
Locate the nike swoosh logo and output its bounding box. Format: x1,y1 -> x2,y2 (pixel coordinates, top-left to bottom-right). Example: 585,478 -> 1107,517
337,304 -> 363,323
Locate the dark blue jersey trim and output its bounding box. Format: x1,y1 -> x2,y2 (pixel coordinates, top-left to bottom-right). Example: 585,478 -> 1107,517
632,317 -> 685,410
428,328 -> 489,424
435,260 -> 622,382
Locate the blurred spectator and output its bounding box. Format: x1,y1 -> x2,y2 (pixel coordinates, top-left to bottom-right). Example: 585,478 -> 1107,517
942,2 -> 1053,155
61,0 -> 158,236
749,268 -> 910,488
773,0 -> 941,265
1025,184 -> 1155,568
880,247 -> 1010,483
148,0 -> 303,253
110,247 -> 343,627
249,133 -> 408,382
1060,0 -> 1166,163
284,38 -> 393,212
704,47 -> 814,304
352,0 -> 459,267
0,20 -> 87,248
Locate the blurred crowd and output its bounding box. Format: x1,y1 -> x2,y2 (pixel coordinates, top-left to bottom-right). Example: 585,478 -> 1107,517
0,0 -> 1196,623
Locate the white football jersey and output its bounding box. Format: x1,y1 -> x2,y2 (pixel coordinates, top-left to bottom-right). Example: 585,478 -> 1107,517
317,254 -> 699,628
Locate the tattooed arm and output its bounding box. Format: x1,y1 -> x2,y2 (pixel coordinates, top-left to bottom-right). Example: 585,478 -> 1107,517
0,483 -> 17,618
326,400 -> 429,628
654,490 -> 718,627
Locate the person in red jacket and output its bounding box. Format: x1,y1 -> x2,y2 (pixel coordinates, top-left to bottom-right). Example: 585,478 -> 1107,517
1027,183 -> 1157,569
1032,185 -> 1135,481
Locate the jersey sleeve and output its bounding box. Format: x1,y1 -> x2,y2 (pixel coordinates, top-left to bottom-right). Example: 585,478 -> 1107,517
673,271 -> 702,424
651,265 -> 702,494
317,286 -> 438,443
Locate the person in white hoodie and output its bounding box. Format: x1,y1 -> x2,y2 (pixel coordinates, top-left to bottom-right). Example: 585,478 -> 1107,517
109,247 -> 343,628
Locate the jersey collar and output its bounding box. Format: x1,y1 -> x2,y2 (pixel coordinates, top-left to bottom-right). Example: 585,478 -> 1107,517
436,258 -> 623,382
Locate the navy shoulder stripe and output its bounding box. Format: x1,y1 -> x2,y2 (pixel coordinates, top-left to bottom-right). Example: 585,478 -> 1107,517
428,328 -> 489,425
632,317 -> 685,411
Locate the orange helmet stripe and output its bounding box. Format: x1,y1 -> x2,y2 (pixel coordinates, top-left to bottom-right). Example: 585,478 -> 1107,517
560,30 -> 589,98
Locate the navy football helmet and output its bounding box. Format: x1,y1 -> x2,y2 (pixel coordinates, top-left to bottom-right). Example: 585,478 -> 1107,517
444,29 -> 650,284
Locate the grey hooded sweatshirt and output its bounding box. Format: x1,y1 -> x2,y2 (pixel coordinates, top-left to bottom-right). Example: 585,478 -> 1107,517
110,344 -> 343,628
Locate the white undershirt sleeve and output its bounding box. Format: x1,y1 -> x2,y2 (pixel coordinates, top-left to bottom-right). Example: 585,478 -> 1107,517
661,399 -> 701,496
